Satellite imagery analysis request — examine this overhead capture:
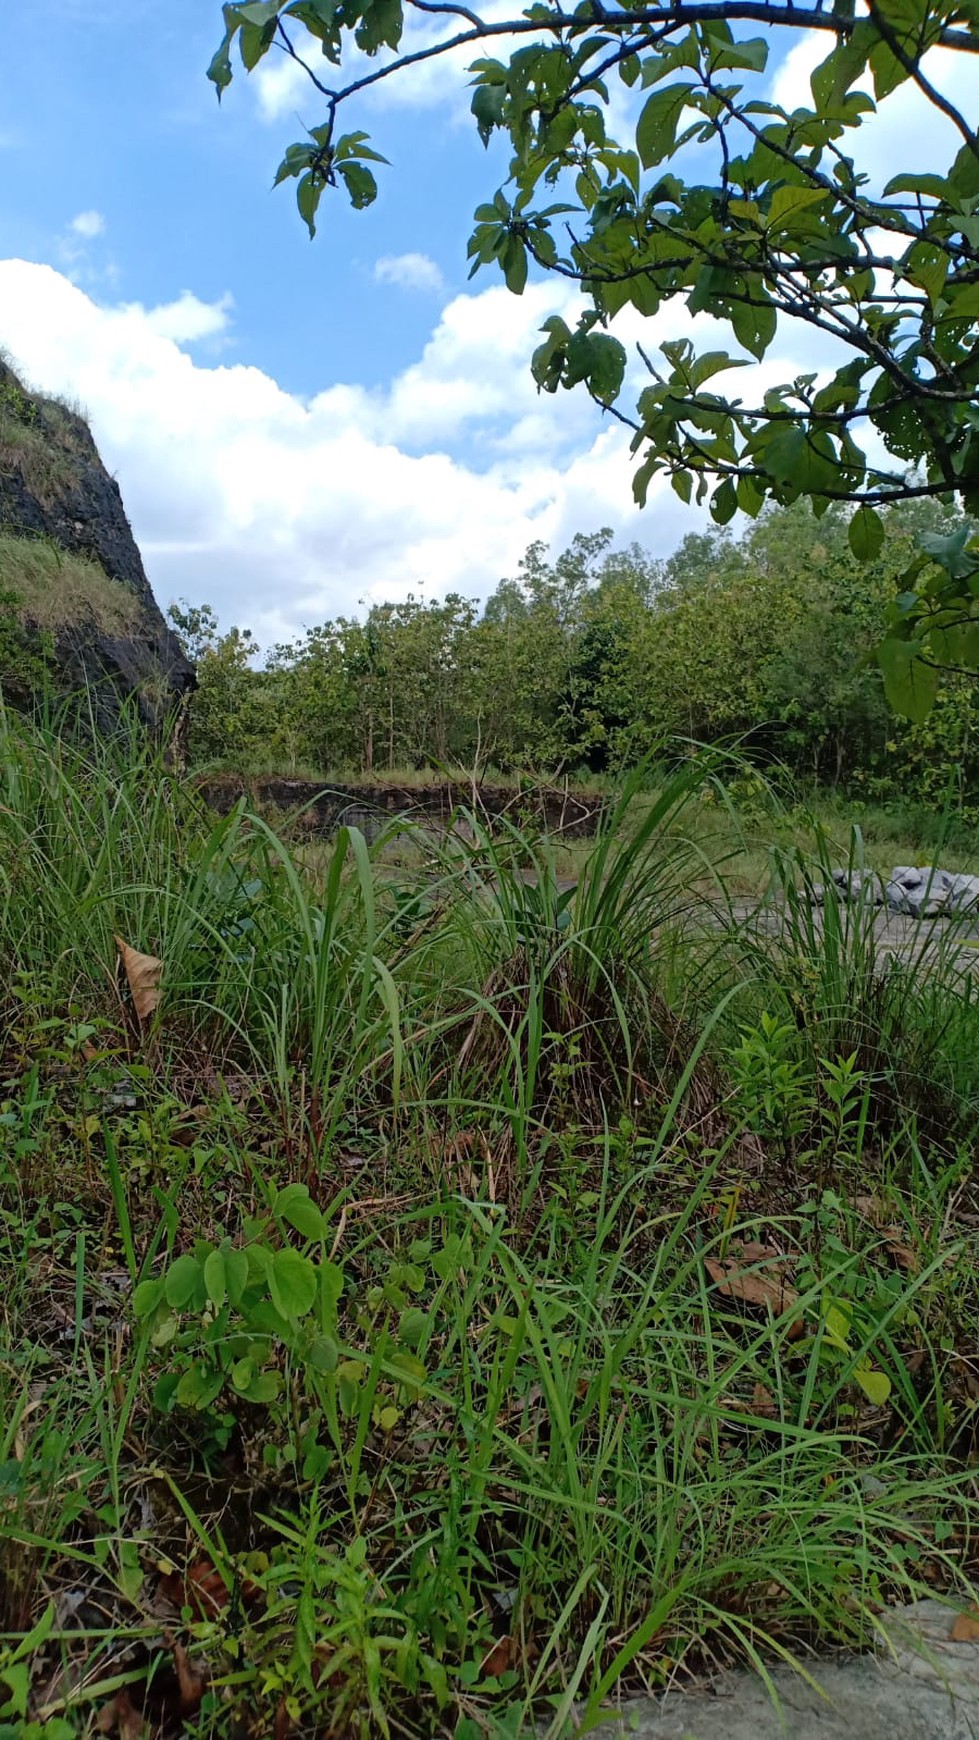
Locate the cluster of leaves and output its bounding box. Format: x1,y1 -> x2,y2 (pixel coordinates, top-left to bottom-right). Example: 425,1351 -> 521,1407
207,0 -> 979,643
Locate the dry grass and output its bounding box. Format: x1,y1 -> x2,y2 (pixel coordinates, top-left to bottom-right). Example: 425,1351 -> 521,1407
0,534 -> 142,635
0,357 -> 85,506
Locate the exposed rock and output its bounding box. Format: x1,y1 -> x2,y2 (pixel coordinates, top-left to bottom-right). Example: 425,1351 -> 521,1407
0,356 -> 194,737
816,863 -> 979,922
885,866 -> 952,918
812,869 -> 883,905
946,872 -> 979,913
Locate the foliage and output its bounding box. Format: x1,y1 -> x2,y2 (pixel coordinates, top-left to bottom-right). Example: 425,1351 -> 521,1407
0,367 -> 80,510
209,3 -> 979,516
0,536 -> 142,638
170,500 -> 979,808
2,712 -> 979,1732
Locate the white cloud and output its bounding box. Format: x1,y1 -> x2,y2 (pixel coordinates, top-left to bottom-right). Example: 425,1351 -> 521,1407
69,209 -> 106,240
134,290 -> 235,344
374,252 -> 445,293
0,258 -> 664,647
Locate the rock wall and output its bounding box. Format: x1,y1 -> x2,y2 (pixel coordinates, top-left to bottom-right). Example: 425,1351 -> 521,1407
0,357 -> 195,735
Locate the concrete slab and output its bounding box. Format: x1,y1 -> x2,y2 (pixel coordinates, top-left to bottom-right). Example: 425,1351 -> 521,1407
589,1603 -> 979,1739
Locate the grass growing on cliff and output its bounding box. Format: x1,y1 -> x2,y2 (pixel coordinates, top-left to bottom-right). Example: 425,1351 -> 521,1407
0,364 -> 84,509
0,535 -> 142,636
1,710 -> 979,1737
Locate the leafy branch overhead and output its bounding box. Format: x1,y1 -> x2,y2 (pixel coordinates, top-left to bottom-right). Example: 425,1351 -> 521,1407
208,0 -> 979,717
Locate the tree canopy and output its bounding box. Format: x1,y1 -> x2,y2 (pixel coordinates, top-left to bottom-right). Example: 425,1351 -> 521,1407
208,0 -> 979,716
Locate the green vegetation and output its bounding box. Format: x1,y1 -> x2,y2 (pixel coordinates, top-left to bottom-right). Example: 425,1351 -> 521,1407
0,366 -> 82,509
2,703 -> 979,1735
172,500 -> 979,823
210,0 -> 979,521
209,0 -> 979,712
0,536 -> 142,637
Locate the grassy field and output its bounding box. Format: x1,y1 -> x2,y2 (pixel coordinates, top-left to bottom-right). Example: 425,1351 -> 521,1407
2,711 -> 979,1738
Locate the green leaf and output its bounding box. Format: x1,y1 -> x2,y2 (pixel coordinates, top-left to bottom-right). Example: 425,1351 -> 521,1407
710,478 -> 738,525
853,1360 -> 892,1405
502,234 -> 528,294
848,504 -> 885,560
133,1278 -> 165,1317
297,171 -> 322,237
164,1254 -> 203,1309
919,525 -> 979,580
730,293 -> 776,361
204,1249 -> 227,1310
175,1363 -> 225,1410
225,1246 -> 249,1306
706,31 -> 768,72
275,1183 -> 327,1241
876,637 -> 940,721
244,1370 -> 281,1403
268,1247 -> 318,1319
231,1357 -> 256,1393
308,1332 -> 340,1372
338,161 -> 379,209
636,84 -> 691,170
398,1307 -> 428,1347
240,17 -> 277,70
471,83 -> 506,145
207,6 -> 242,98
905,241 -> 947,306
766,185 -> 828,230
882,171 -> 949,199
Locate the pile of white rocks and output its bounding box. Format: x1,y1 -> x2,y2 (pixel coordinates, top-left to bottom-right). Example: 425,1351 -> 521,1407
815,865 -> 979,918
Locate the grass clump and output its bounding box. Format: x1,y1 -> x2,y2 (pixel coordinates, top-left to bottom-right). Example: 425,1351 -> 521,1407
0,365 -> 83,509
1,712 -> 978,1736
0,535 -> 142,637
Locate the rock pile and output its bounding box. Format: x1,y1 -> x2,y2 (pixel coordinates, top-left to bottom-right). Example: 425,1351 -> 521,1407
817,865 -> 979,918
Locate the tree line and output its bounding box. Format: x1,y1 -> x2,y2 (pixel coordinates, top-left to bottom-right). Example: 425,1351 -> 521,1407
170,499 -> 979,816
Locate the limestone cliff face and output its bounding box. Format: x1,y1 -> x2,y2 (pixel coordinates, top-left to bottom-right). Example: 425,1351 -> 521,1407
0,357 -> 195,734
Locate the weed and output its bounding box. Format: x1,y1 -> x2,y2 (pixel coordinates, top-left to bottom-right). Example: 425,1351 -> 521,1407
1,712 -> 978,1734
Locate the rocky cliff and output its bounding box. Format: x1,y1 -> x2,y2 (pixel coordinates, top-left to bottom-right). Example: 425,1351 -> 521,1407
0,356 -> 195,735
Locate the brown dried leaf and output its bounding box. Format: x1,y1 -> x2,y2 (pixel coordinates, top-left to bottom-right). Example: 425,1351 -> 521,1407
950,1609 -> 979,1642
480,1635 -> 518,1678
115,935 -> 162,1024
96,1689 -> 146,1739
732,1240 -> 783,1263
887,1240 -> 919,1273
705,1256 -> 804,1339
855,1194 -> 886,1224
173,1640 -> 206,1716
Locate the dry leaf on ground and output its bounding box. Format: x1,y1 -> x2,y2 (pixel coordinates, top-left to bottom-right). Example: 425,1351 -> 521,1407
950,1610 -> 979,1642
115,935 -> 163,1023
705,1256 -> 804,1339
172,1640 -> 207,1715
96,1689 -> 146,1739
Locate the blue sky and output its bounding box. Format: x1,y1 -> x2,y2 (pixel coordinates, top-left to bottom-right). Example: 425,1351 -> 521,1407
1,0 -> 971,643
2,0 -> 499,392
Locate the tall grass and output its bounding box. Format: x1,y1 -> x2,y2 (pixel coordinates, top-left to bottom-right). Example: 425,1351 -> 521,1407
1,709 -> 978,1736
